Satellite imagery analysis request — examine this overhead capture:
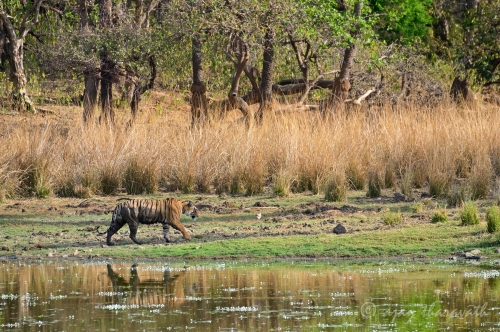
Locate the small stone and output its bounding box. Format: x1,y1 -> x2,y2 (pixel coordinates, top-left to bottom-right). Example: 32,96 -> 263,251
333,223 -> 347,234
47,252 -> 53,257
394,192 -> 407,202
470,249 -> 481,255
495,248 -> 500,254
62,254 -> 68,258
465,252 -> 481,260
73,250 -> 79,256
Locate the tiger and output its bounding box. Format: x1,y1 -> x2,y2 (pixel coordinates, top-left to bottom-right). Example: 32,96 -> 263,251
98,198 -> 198,246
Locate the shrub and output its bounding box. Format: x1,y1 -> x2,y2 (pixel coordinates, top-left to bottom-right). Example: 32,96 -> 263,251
124,159 -> 158,195
273,171 -> 293,198
325,174 -> 348,202
447,186 -> 466,208
460,201 -> 480,226
469,164 -> 492,200
100,167 -> 120,195
431,210 -> 448,223
346,163 -> 366,190
367,171 -> 383,198
400,168 -> 414,196
383,211 -> 402,226
384,163 -> 396,189
20,159 -> 52,198
412,202 -> 424,213
428,172 -> 451,197
486,205 -> 500,233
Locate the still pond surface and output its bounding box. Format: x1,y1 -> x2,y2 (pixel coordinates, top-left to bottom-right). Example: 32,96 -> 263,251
1,259 -> 499,331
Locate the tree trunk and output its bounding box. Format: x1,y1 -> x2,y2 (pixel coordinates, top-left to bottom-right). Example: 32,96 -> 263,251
190,34 -> 208,126
8,39 -> 35,112
99,0 -> 113,28
0,8 -> 41,113
0,21 -> 6,71
327,2 -> 362,112
133,0 -> 160,30
83,68 -> 99,122
450,77 -> 473,103
99,51 -> 115,125
256,26 -> 275,123
0,0 -> 42,113
129,54 -> 156,120
77,0 -> 90,33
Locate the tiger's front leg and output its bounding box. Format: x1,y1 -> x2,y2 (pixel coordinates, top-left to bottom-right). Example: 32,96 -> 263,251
162,223 -> 170,243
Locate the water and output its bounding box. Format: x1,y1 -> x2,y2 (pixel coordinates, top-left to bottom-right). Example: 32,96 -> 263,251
0,259 -> 499,331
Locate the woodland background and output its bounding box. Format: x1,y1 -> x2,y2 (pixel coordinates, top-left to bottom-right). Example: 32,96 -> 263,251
1,0 -> 500,202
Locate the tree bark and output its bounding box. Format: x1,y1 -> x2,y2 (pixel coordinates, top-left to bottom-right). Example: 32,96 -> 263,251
130,54 -> 156,120
134,0 -> 160,30
83,68 -> 99,122
450,77 -> 473,103
190,34 -> 208,126
326,2 -> 362,112
256,26 -> 275,123
0,0 -> 43,113
77,0 -> 90,33
99,51 -> 115,125
99,0 -> 113,28
0,21 -> 6,71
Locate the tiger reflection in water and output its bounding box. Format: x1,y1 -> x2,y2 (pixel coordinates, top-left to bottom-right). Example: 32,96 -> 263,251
104,264 -> 197,306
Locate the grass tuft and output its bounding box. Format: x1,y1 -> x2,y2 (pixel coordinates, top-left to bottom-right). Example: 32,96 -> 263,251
382,211 -> 402,226
460,201 -> 480,226
486,205 -> 500,233
431,209 -> 448,223
324,173 -> 348,202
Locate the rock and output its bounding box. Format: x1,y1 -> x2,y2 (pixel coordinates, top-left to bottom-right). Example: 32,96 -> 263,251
256,213 -> 262,220
73,250 -> 79,256
47,252 -> 53,257
333,223 -> 347,234
1,246 -> 10,251
470,249 -> 481,255
495,248 -> 500,254
465,252 -> 481,260
253,201 -> 269,207
394,192 -> 407,202
449,256 -> 457,261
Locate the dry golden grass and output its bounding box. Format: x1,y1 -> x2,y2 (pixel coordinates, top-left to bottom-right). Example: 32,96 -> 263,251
1,95 -> 500,201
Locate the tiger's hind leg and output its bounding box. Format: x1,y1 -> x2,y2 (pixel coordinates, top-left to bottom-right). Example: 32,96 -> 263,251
162,224 -> 170,243
129,223 -> 143,245
107,216 -> 127,246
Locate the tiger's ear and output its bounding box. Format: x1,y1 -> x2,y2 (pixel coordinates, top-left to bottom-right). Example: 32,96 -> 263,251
187,200 -> 193,207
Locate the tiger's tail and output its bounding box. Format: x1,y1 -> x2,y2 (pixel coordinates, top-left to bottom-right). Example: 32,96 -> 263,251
97,205 -> 120,236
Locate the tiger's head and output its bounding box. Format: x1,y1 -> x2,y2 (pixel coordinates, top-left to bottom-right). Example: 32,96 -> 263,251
182,201 -> 199,221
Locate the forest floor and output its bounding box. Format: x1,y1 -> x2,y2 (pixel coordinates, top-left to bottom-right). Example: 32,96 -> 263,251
1,189 -> 499,263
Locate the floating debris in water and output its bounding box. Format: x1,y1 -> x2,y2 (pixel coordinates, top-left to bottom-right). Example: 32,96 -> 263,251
464,270 -> 500,279
49,293 -> 67,300
215,306 -> 258,312
98,304 -> 140,310
0,294 -> 18,300
98,291 -> 128,296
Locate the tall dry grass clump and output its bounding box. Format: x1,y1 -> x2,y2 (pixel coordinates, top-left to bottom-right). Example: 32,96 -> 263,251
1,101 -> 500,199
